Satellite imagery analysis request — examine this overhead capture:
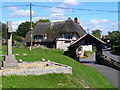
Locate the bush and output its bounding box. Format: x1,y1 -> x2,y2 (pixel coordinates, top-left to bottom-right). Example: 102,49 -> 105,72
84,51 -> 91,57
77,46 -> 82,51
111,45 -> 120,55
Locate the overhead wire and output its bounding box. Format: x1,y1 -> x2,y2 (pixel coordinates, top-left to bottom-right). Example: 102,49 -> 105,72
1,4 -> 119,18
1,4 -> 119,13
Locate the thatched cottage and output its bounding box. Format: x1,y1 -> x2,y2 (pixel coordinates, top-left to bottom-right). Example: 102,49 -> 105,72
25,17 -> 86,50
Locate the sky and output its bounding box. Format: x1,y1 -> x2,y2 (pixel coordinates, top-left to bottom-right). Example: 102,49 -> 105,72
1,0 -> 119,35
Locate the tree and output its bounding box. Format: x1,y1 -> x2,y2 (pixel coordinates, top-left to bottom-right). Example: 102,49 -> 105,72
0,22 -> 2,37
35,19 -> 50,25
0,23 -> 7,39
92,29 -> 102,39
16,19 -> 50,38
107,31 -> 120,45
16,21 -> 35,38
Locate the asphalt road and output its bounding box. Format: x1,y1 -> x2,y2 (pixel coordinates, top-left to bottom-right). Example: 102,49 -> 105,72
82,50 -> 120,89
103,49 -> 120,61
87,64 -> 119,89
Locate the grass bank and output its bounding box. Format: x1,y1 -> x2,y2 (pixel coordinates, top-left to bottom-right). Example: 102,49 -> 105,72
2,46 -> 115,88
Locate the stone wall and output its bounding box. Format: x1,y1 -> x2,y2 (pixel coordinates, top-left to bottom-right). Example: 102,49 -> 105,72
3,66 -> 72,76
2,61 -> 72,76
100,55 -> 120,71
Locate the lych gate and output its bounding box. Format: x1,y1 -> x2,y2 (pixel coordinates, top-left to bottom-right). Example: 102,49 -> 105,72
68,34 -> 106,63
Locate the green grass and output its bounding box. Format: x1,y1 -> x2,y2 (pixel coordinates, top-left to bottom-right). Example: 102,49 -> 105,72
2,46 -> 115,88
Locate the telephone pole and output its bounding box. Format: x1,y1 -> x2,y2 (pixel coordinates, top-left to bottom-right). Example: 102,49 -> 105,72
30,3 -> 33,51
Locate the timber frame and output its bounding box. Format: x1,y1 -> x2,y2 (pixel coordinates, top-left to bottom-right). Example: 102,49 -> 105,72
68,33 -> 106,63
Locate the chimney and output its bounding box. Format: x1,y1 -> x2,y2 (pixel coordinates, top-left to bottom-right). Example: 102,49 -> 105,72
74,17 -> 79,24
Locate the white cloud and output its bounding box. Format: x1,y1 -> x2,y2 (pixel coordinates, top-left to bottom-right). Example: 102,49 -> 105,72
89,19 -> 109,25
7,6 -> 18,11
81,19 -> 118,35
8,10 -> 34,17
101,19 -> 109,22
50,13 -> 67,20
63,0 -> 79,6
89,19 -> 100,24
12,20 -> 26,31
47,7 -> 65,13
46,0 -> 80,21
7,7 -> 35,17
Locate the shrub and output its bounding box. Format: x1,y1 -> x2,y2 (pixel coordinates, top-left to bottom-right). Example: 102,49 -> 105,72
84,51 -> 91,57
111,45 -> 120,55
78,46 -> 82,51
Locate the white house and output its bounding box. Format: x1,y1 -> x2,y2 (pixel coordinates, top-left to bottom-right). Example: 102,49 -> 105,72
25,17 -> 86,51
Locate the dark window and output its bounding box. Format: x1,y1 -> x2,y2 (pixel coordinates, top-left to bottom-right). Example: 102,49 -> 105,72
64,33 -> 73,39
34,35 -> 43,41
65,41 -> 71,43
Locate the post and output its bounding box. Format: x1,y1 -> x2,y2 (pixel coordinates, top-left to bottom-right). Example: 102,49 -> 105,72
2,21 -> 18,69
30,3 -> 33,51
7,21 -> 12,55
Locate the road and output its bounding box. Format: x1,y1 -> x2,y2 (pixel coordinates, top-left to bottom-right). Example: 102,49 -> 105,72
86,64 -> 119,89
103,49 -> 120,61
82,50 -> 120,89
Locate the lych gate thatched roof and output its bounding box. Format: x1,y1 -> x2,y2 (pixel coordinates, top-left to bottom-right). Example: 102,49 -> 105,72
25,17 -> 86,43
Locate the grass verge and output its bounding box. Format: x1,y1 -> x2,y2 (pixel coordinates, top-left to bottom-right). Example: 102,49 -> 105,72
2,46 -> 115,88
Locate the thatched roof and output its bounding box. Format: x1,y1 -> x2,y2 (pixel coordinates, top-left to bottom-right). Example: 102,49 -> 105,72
25,17 -> 86,43
70,33 -> 106,46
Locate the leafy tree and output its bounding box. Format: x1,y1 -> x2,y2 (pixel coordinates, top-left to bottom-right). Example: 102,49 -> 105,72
13,32 -> 23,42
16,21 -> 35,38
0,23 -> 7,39
12,32 -> 23,45
16,19 -> 50,38
35,19 -> 50,25
0,22 -> 2,37
107,31 -> 120,45
92,29 -> 102,39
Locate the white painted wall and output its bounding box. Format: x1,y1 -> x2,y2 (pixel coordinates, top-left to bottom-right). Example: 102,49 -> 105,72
82,45 -> 92,52
76,45 -> 93,57
56,33 -> 79,51
56,41 -> 71,51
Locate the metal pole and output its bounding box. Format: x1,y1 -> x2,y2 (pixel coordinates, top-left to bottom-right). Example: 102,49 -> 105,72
30,3 -> 33,51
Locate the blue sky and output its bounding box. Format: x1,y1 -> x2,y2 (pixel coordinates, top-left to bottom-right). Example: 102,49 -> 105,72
1,1 -> 119,35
